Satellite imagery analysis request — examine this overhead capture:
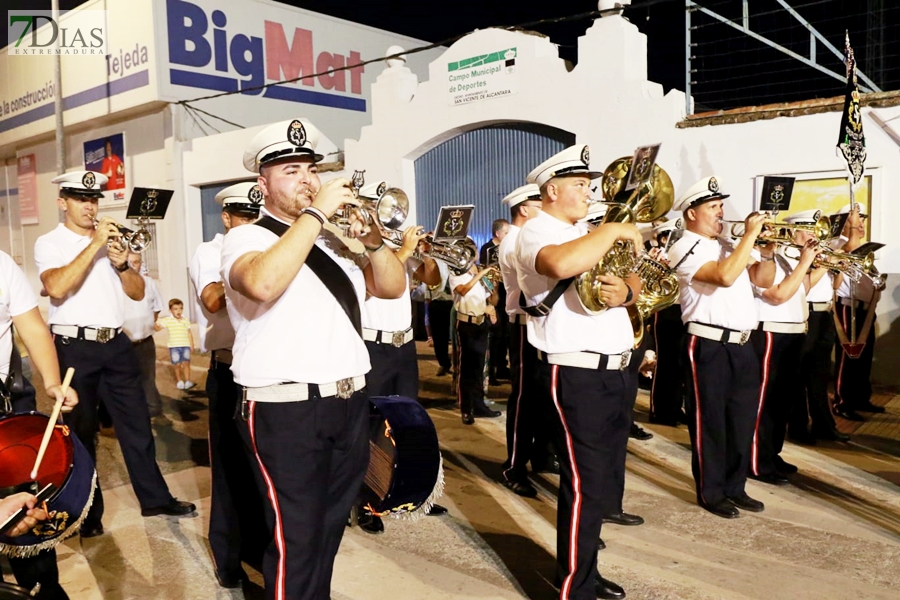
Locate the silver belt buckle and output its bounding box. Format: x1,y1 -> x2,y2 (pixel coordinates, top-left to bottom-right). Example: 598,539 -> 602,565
391,331 -> 404,347
739,330 -> 751,345
96,327 -> 113,344
619,350 -> 632,370
335,378 -> 354,399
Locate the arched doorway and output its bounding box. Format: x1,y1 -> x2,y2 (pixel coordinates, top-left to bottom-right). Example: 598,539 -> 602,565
414,123 -> 574,253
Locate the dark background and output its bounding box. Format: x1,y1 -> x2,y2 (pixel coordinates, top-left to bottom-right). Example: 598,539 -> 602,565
7,0 -> 899,110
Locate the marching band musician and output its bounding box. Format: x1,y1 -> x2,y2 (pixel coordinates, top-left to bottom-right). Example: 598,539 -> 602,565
516,145 -> 643,600
482,218 -> 511,385
648,219 -> 688,427
747,227 -> 819,485
355,182 -> 447,534
783,210 -> 849,443
451,255 -> 501,425
497,184 -> 544,497
188,181 -> 266,588
832,203 -> 884,421
667,176 -> 775,519
222,119 -> 406,600
34,171 -> 195,540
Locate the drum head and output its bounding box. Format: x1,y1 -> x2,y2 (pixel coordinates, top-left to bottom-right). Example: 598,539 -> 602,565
0,413 -> 73,494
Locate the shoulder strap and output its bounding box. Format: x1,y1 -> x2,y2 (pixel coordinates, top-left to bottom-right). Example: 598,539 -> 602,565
518,277 -> 574,317
254,215 -> 362,337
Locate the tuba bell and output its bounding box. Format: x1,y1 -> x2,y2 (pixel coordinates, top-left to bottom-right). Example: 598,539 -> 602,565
574,155 -> 679,346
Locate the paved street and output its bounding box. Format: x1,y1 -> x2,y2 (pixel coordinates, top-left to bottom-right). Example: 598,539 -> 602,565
14,341 -> 900,599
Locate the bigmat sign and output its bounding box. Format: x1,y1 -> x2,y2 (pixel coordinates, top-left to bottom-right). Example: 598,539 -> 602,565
161,0 -> 432,113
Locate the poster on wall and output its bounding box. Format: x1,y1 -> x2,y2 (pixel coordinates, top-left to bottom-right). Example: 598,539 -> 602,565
16,154 -> 39,225
83,133 -> 126,207
447,47 -> 519,107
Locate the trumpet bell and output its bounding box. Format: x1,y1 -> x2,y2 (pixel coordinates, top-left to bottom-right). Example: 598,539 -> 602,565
372,187 -> 409,230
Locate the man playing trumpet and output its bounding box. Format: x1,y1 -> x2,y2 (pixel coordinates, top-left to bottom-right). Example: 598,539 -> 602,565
667,176 -> 775,519
34,171 -> 195,540
223,119 -> 406,600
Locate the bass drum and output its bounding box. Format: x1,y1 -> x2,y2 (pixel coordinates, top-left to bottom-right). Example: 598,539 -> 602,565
0,412 -> 96,558
362,396 -> 443,519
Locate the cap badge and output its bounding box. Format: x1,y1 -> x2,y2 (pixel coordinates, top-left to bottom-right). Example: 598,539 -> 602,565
248,184 -> 264,205
708,176 -> 719,193
581,145 -> 590,166
82,172 -> 96,189
376,182 -> 387,197
287,120 -> 307,147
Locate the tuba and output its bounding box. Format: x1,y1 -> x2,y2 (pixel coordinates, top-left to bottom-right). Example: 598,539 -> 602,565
575,156 -> 678,346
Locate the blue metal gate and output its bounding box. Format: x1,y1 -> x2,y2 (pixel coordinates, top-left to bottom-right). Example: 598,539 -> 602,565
414,123 -> 574,254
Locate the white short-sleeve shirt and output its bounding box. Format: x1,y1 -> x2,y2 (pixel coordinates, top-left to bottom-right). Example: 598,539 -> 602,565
753,253 -> 808,324
498,224 -> 524,317
515,211 -> 633,354
0,251 -> 39,378
667,229 -> 758,330
122,274 -> 163,341
361,265 -> 414,332
221,209 -> 370,388
189,234 -> 235,353
449,271 -> 489,317
34,224 -> 127,327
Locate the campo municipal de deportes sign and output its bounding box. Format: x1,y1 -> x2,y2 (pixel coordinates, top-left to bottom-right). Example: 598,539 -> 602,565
165,0 -> 367,112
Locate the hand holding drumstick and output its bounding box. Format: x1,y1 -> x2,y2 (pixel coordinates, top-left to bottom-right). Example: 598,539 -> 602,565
30,367 -> 75,481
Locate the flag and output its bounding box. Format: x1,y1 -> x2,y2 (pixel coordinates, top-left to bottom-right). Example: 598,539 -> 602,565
836,31 -> 866,184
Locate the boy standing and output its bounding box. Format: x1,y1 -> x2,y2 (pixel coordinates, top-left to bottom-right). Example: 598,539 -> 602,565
156,299 -> 195,389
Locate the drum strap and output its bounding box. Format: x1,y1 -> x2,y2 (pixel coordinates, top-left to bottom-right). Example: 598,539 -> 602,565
254,215 -> 362,337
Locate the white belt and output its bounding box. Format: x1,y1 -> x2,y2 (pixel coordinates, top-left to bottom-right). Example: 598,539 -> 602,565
242,375 -> 366,402
211,348 -> 233,365
457,313 -> 485,325
687,322 -> 753,345
808,301 -> 833,312
536,349 -> 632,371
51,324 -> 122,344
839,297 -> 870,310
511,314 -> 527,325
759,321 -> 807,335
362,327 -> 413,347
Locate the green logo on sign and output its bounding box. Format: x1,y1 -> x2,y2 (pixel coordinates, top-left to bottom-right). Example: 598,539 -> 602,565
448,48 -> 517,72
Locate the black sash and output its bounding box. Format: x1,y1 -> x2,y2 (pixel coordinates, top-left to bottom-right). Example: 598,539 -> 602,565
519,277 -> 574,317
254,215 -> 362,337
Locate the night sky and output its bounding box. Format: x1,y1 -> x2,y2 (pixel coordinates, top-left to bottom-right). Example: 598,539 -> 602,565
8,0 -> 898,110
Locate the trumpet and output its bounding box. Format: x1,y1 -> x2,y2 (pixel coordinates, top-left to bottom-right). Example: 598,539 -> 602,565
814,247 -> 886,290
329,185 -> 409,234
382,228 -> 478,275
93,218 -> 152,253
723,215 -> 831,246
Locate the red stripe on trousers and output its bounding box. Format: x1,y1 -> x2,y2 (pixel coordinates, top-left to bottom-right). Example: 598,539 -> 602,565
687,335 -> 705,504
548,365 -> 582,600
248,401 -> 287,600
751,332 -> 773,475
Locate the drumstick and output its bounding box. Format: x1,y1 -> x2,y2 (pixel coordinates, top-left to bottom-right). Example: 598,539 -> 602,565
29,367 -> 75,481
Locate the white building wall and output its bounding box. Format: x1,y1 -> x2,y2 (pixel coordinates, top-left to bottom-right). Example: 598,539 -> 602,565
345,16 -> 900,385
